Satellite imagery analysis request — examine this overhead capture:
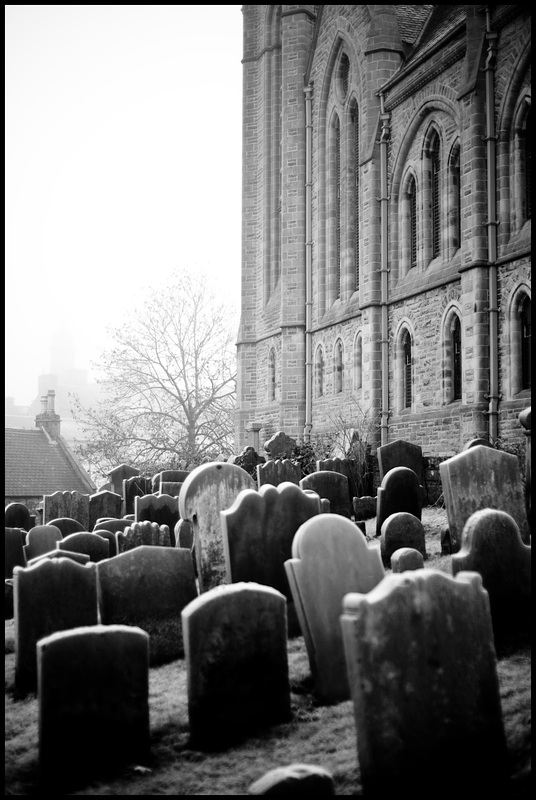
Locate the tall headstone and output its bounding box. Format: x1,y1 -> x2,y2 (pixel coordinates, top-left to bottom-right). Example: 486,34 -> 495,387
452,509 -> 531,652
23,525 -> 63,563
299,471 -> 351,518
376,439 -> 424,485
316,457 -> 359,509
285,514 -> 384,704
122,476 -> 152,516
264,431 -> 297,460
57,532 -> 110,563
14,558 -> 98,693
98,546 -> 197,664
42,491 -> 89,529
380,512 -> 426,568
221,482 -> 321,635
182,582 -> 291,749
375,467 -> 422,538
257,459 -> 302,487
116,521 -> 171,553
135,493 -> 179,545
341,569 -> 508,795
38,624 -> 150,790
178,462 -> 256,593
107,463 -> 140,496
5,503 -> 32,531
88,490 -> 122,532
439,445 -> 530,551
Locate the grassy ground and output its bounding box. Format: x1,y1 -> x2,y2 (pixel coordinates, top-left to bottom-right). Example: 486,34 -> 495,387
5,508 -> 531,796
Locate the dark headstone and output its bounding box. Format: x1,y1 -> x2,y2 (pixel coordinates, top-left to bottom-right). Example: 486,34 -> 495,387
380,512 -> 426,568
375,467 -> 422,538
5,503 -> 32,532
299,471 -> 351,518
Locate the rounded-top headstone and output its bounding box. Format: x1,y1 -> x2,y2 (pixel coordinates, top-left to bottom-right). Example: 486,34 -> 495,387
248,763 -> 335,795
47,518 -> 85,536
380,512 -> 426,567
5,503 -> 32,532
391,547 -> 425,573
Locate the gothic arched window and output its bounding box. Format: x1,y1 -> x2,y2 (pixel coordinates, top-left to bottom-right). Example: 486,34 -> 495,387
520,295 -> 531,390
315,346 -> 325,398
430,133 -> 441,258
334,339 -> 344,393
354,333 -> 362,391
268,348 -> 276,401
403,331 -> 412,409
452,316 -> 462,400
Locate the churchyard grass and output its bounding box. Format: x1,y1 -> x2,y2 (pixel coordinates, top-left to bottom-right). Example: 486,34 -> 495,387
5,507 -> 530,796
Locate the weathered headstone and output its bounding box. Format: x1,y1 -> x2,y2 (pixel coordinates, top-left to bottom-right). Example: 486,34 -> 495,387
122,476 -> 152,516
152,470 -> 190,494
159,482 -> 183,497
13,558 -> 98,693
182,582 -> 291,749
248,764 -> 335,795
452,509 -> 531,652
439,445 -> 530,551
23,525 -> 63,563
88,490 -> 122,532
352,496 -> 377,520
391,547 -> 425,573
135,493 -> 179,545
28,549 -> 90,567
116,521 -> 171,553
380,512 -> 426,568
42,491 -> 90,529
285,514 -> 384,704
93,518 -> 133,534
377,438 -> 424,485
175,518 -> 194,550
107,463 -> 140,495
317,457 -> 359,511
341,569 -> 508,795
221,482 -> 321,636
38,624 -> 150,790
47,517 -> 85,537
5,528 -> 26,577
97,546 -> 197,664
299,471 -> 351,518
5,503 -> 32,531
57,532 -> 110,562
375,467 -> 422,538
178,462 -> 256,593
264,431 -> 297,460
89,528 -> 117,557
257,459 -> 302,487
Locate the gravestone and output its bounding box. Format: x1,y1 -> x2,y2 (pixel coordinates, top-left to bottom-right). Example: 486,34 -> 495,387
352,496 -> 377,520
439,445 -> 530,551
380,512 -> 426,568
38,624 -> 150,791
178,462 -> 256,593
107,463 -> 140,495
463,437 -> 494,450
229,446 -> 265,482
257,459 -> 302,487
94,518 -> 133,534
175,518 -> 194,550
221,482 -> 321,636
264,431 -> 297,460
248,764 -> 335,795
452,509 -> 531,653
90,528 -> 117,557
377,438 -> 424,485
391,547 -> 425,573
98,546 -> 197,664
122,476 -> 152,516
299,471 -> 351,518
285,514 -> 384,704
23,525 -> 63,563
375,467 -> 422,538
57,532 -> 110,563
5,528 -> 26,578
182,582 -> 291,749
160,482 -> 183,497
135,493 -> 179,545
42,491 -> 89,529
116,521 -> 171,553
152,470 -> 190,494
341,569 -> 508,795
5,503 -> 32,531
88,490 -> 122,532
28,549 -> 90,567
316,457 -> 359,511
13,557 -> 98,693
47,517 -> 85,537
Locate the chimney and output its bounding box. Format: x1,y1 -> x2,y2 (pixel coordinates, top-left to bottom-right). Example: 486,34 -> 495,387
35,389 -> 61,438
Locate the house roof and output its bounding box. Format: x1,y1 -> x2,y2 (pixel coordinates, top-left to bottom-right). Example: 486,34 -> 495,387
5,427 -> 96,497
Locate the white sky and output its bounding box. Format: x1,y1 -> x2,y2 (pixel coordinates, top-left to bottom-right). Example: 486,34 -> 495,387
5,5 -> 243,406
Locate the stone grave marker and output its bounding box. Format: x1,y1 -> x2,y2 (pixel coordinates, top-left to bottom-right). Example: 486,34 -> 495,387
264,431 -> 297,460
28,550 -> 90,567
341,569 -> 508,795
122,476 -> 152,516
94,518 -> 133,534
88,490 -> 122,532
463,437 -> 495,450
47,517 -> 85,537
285,514 -> 384,704
377,438 -> 424,485
116,520 -> 171,553
107,463 -> 140,495
98,545 -> 197,664
5,528 -> 26,578
38,624 -> 150,791
248,764 -> 335,795
452,509 -> 531,652
439,444 -> 530,551
178,462 -> 256,593
380,512 -> 427,568
13,557 -> 98,693
160,481 -> 183,496
57,532 -> 110,562
135,493 -> 179,545
257,459 -> 302,487
221,482 -> 321,636
89,528 -> 117,557
391,547 -> 425,572
42,490 -> 90,529
182,582 -> 291,749
23,525 -> 63,563
375,466 -> 422,538
5,502 -> 32,531
299,471 -> 351,518
316,456 -> 359,511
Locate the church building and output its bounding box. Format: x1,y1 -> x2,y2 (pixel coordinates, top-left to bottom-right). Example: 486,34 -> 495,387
236,5 -> 531,457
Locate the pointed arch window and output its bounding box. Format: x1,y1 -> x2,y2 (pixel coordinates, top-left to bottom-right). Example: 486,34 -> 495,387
430,134 -> 441,258
335,116 -> 341,299
520,296 -> 531,390
268,348 -> 276,401
408,176 -> 417,270
354,333 -> 363,390
403,331 -> 412,409
334,340 -> 344,393
524,108 -> 531,221
315,346 -> 325,398
448,142 -> 461,257
452,316 -> 462,400
351,102 -> 360,292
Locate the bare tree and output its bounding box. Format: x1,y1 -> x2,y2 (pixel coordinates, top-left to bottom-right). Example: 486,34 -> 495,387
71,270 -> 237,477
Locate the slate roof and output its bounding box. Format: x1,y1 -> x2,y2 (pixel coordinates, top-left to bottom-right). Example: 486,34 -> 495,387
395,5 -> 434,45
5,427 -> 96,498
401,5 -> 468,68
